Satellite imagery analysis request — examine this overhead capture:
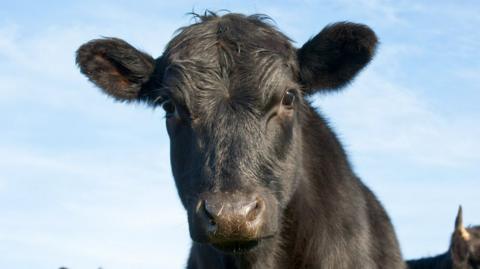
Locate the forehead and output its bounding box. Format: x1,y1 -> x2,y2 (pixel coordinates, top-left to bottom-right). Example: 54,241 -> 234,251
161,14 -> 298,116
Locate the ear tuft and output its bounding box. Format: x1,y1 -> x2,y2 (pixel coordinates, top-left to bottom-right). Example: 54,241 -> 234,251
76,38 -> 155,101
298,22 -> 378,93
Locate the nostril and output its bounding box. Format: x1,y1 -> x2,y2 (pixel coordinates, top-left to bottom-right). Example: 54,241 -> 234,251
246,198 -> 264,222
203,200 -> 217,227
208,218 -> 216,226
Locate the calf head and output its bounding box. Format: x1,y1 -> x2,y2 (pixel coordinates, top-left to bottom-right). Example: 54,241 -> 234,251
76,13 -> 377,253
451,206 -> 480,269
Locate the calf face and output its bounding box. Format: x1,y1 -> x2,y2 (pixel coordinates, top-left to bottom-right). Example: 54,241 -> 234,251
76,13 -> 377,253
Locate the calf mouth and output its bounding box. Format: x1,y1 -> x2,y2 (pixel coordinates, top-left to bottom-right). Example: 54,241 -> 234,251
210,234 -> 276,254
212,240 -> 260,254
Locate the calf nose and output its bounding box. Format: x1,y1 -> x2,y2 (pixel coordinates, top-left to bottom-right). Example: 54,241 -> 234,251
198,194 -> 265,243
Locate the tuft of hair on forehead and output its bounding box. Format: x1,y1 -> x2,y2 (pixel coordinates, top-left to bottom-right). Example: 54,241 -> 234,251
159,11 -> 299,119
166,11 -> 295,62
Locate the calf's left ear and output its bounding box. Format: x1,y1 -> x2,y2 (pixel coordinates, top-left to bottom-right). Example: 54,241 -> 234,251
297,22 -> 378,94
76,37 -> 156,102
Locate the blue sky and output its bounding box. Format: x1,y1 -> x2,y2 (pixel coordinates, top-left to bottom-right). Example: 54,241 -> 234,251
0,1 -> 479,268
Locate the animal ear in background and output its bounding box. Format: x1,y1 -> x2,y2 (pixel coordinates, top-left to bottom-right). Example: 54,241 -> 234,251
76,38 -> 156,102
297,22 -> 378,94
455,206 -> 471,241
451,206 -> 470,265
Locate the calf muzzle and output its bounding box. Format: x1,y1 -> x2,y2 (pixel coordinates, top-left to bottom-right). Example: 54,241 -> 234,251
192,192 -> 270,252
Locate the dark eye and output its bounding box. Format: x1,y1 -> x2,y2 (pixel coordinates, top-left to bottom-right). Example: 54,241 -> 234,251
162,100 -> 176,117
282,90 -> 296,107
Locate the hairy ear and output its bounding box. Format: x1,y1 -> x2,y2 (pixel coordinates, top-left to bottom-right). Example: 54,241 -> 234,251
297,22 -> 378,93
76,38 -> 156,101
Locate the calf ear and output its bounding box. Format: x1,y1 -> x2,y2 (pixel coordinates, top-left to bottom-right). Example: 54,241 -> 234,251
297,22 -> 378,94
76,38 -> 156,102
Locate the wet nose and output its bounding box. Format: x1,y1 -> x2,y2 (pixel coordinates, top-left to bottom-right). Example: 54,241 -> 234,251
198,193 -> 266,243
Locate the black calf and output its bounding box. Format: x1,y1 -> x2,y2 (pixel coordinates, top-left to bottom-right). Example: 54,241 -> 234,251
76,12 -> 406,269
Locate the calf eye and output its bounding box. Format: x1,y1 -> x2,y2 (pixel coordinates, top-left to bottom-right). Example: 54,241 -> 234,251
282,90 -> 296,107
162,100 -> 176,117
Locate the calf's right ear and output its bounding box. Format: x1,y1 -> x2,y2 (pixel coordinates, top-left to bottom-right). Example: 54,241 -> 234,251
76,38 -> 156,102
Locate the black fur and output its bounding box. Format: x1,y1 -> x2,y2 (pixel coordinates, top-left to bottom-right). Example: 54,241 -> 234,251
298,22 -> 378,92
408,252 -> 453,269
77,12 -> 403,269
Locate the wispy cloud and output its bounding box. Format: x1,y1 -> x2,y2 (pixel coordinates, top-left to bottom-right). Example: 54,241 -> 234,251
0,145 -> 189,269
0,14 -> 186,267
334,0 -> 407,24
316,69 -> 480,167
